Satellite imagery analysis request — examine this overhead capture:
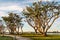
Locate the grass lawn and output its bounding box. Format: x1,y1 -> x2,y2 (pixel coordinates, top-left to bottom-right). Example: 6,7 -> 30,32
19,33 -> 60,40
0,36 -> 13,40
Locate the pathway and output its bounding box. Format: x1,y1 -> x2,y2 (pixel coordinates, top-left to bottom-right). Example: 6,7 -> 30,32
1,35 -> 32,40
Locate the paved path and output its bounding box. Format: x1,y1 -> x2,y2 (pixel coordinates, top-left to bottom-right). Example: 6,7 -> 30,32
16,36 -> 31,40
2,35 -> 32,40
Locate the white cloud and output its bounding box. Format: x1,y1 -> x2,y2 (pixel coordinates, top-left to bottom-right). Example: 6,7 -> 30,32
0,5 -> 23,12
23,0 -> 37,3
0,5 -> 23,17
38,0 -> 52,1
0,12 -> 8,17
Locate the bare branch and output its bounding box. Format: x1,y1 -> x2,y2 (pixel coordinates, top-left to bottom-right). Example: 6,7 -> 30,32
46,16 -> 60,32
26,18 -> 34,28
47,13 -> 59,21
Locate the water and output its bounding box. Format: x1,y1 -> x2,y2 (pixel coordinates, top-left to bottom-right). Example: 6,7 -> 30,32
47,32 -> 60,35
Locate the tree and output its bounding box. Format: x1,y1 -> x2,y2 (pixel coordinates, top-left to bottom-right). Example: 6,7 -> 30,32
1,25 -> 5,36
20,23 -> 23,33
0,20 -> 5,36
14,13 -> 23,34
2,13 -> 22,34
0,20 -> 4,34
0,25 -> 3,34
23,1 -> 60,36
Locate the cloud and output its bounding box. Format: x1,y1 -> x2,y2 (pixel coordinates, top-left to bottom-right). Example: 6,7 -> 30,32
0,0 -> 37,10
38,0 -> 53,1
24,0 -> 37,3
0,5 -> 23,12
0,5 -> 23,17
0,12 -> 8,17
0,0 -> 37,17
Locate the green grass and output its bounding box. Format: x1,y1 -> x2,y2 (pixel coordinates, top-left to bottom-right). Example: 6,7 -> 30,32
19,33 -> 60,40
0,36 -> 13,40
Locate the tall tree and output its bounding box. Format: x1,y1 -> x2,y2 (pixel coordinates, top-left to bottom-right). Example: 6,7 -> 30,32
20,23 -> 23,33
0,20 -> 4,34
14,13 -> 23,34
23,1 -> 60,36
2,13 -> 23,34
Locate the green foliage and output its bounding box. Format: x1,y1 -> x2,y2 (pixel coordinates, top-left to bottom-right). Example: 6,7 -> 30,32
0,36 -> 13,40
23,1 -> 60,18
22,1 -> 60,35
2,13 -> 22,34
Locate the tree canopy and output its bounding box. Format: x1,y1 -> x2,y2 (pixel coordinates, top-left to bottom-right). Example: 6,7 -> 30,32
23,1 -> 60,36
2,13 -> 22,34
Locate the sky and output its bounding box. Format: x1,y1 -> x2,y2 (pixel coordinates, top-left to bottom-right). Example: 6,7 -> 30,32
0,0 -> 60,32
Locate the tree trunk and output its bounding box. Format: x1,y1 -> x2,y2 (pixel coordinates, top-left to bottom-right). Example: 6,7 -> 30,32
9,30 -> 10,34
21,28 -> 23,34
10,30 -> 14,34
17,27 -> 19,34
2,31 -> 4,36
42,32 -> 47,36
35,29 -> 38,34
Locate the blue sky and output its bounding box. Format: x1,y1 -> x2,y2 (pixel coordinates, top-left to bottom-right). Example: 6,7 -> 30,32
0,0 -> 60,32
